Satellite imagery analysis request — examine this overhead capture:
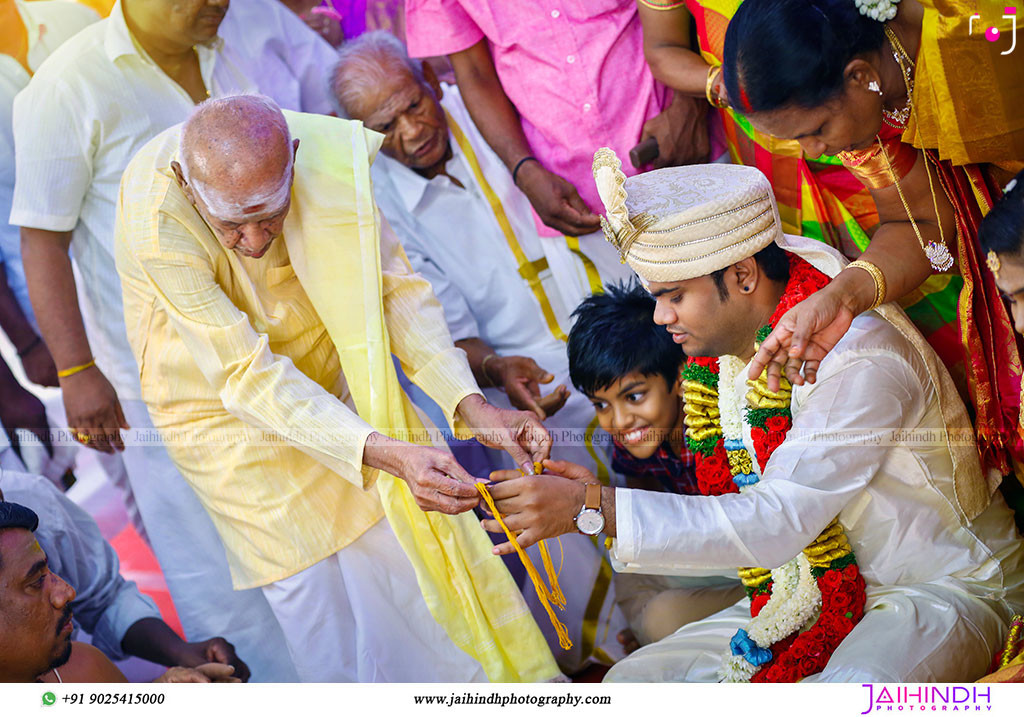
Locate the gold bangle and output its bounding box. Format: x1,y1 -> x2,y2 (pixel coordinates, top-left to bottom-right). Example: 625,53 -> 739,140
57,358 -> 96,379
705,66 -> 726,108
480,353 -> 500,387
846,260 -> 887,311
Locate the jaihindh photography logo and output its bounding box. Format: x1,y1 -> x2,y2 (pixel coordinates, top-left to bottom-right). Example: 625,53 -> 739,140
859,685 -> 993,713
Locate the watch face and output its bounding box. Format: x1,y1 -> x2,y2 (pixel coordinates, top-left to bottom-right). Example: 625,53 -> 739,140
576,509 -> 605,536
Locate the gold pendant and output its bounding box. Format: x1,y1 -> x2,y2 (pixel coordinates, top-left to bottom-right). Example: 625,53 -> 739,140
925,241 -> 954,272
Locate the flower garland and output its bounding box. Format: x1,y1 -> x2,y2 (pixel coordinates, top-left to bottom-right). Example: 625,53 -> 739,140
854,0 -> 900,22
680,254 -> 868,682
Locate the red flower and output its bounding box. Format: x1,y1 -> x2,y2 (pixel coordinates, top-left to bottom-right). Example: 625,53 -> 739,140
750,592 -> 771,617
788,639 -> 809,661
765,415 -> 791,433
688,356 -> 719,374
835,614 -> 855,636
842,563 -> 859,581
805,629 -> 828,656
763,429 -> 787,455
818,569 -> 843,591
830,590 -> 852,610
750,428 -> 770,472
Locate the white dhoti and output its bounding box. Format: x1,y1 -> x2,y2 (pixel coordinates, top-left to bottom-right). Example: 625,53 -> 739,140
605,580 -> 1015,683
119,400 -> 297,682
261,518 -> 487,683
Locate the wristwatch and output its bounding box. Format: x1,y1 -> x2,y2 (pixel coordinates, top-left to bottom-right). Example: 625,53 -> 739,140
574,483 -> 605,536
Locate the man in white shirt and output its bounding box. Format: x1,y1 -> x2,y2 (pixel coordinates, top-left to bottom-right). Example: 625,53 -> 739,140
9,0 -> 295,681
483,159 -> 1024,682
219,0 -> 339,114
329,32 -> 634,671
0,0 -> 97,483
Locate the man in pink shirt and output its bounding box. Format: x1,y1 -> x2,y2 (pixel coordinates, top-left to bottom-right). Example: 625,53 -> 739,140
405,0 -> 709,239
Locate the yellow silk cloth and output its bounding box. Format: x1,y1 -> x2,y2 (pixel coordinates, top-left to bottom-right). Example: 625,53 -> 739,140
907,1 -> 1024,169
281,112 -> 559,683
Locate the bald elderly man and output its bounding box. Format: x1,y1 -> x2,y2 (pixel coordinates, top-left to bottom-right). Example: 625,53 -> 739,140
113,95 -> 560,683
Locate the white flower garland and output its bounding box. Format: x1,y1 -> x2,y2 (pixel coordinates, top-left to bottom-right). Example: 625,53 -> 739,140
715,352 -> 823,682
717,355 -> 746,443
719,554 -> 822,682
854,0 -> 900,22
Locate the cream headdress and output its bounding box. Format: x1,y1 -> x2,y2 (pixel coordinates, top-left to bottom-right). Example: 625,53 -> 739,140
593,149 -> 781,284
591,147 -> 994,519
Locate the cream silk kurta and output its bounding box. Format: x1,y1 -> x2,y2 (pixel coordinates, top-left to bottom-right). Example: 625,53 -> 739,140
114,111 -> 558,683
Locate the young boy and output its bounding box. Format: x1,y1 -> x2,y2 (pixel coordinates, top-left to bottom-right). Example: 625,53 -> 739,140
568,282 -> 696,495
567,282 -> 743,651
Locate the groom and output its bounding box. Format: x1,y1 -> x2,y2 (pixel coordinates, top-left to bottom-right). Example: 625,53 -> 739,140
482,156 -> 1024,682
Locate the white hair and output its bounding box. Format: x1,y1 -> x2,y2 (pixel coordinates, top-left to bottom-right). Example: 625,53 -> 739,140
179,94 -> 293,220
329,30 -> 426,118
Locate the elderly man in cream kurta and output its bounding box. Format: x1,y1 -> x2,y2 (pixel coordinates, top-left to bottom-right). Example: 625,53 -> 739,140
114,95 -> 559,683
331,31 -> 633,671
482,157 -> 1024,683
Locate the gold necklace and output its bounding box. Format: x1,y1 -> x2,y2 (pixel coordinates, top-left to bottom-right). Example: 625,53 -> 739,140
876,137 -> 954,272
882,28 -> 914,127
193,46 -> 211,99
877,26 -> 954,273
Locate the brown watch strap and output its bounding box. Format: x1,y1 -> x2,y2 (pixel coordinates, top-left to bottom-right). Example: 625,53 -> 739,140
585,483 -> 601,511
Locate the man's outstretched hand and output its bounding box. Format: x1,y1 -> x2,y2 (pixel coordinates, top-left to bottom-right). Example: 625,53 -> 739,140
176,637 -> 250,683
155,663 -> 240,683
489,354 -> 570,420
480,459 -> 596,555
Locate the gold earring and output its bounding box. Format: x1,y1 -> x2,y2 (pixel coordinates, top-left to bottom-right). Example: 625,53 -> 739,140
987,250 -> 1002,278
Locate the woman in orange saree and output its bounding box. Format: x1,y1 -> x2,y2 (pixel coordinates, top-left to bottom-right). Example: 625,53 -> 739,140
720,0 -> 1024,484
637,1 -> 971,441
638,1 -> 878,253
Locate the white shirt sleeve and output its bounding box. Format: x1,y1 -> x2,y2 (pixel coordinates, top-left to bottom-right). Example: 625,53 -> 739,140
10,78 -> 92,231
613,345 -> 928,573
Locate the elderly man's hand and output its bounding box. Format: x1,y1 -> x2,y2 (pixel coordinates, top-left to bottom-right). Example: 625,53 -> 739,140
640,92 -> 710,168
480,460 -> 594,555
515,161 -> 601,236
489,355 -> 570,420
457,394 -> 552,473
176,637 -> 250,683
61,367 -> 129,453
155,663 -> 240,683
363,433 -> 482,514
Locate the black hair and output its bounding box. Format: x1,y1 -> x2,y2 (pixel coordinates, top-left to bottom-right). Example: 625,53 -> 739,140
568,281 -> 683,397
0,502 -> 39,574
723,0 -> 885,114
710,242 -> 791,300
979,170 -> 1024,257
